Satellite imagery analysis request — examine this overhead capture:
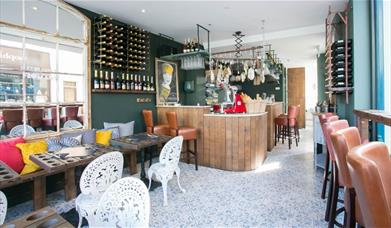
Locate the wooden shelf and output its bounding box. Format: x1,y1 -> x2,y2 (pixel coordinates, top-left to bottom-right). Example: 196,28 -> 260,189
91,89 -> 155,94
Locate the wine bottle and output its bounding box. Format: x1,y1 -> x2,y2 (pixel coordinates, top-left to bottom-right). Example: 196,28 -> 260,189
142,75 -> 147,91
99,70 -> 105,89
130,74 -> 135,91
116,73 -> 122,90
104,71 -> 110,90
121,73 -> 126,90
110,72 -> 115,90
146,75 -> 150,91
150,76 -> 154,91
94,70 -> 100,89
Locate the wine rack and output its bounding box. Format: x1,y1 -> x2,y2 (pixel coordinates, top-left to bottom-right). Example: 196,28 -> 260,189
127,25 -> 149,71
324,4 -> 353,104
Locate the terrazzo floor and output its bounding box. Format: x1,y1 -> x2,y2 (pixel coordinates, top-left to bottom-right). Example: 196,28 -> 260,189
5,118 -> 340,227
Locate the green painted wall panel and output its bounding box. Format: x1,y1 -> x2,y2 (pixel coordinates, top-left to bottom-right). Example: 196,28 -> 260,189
317,53 -> 326,102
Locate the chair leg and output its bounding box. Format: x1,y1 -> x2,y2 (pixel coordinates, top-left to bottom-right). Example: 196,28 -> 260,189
328,162 -> 339,228
186,141 -> 190,164
76,206 -> 83,228
325,161 -> 334,221
147,170 -> 153,190
162,181 -> 168,206
288,125 -> 292,149
275,124 -> 278,146
175,167 -> 186,193
321,152 -> 330,199
346,188 -> 356,228
149,148 -> 153,167
282,126 -> 285,144
194,139 -> 198,170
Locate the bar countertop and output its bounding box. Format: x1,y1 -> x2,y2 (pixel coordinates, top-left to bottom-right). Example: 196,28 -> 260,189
156,105 -> 210,109
204,112 -> 267,117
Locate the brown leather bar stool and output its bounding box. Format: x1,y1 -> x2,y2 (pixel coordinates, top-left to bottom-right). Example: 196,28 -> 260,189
319,113 -> 339,200
274,105 -> 300,149
347,142 -> 391,227
166,111 -> 198,170
142,109 -> 169,135
27,108 -> 44,130
2,109 -> 23,132
331,127 -> 363,228
323,119 -> 350,226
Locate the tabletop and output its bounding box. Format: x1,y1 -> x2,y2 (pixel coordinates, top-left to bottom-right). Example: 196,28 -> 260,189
110,133 -> 172,151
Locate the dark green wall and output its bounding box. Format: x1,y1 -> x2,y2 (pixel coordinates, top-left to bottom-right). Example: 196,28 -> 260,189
317,53 -> 326,102
75,6 -> 184,132
182,70 -> 207,105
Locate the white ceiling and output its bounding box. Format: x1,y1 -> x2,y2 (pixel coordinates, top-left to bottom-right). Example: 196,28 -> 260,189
67,0 -> 348,66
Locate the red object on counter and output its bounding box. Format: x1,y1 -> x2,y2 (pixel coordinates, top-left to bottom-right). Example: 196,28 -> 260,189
224,94 -> 247,113
213,105 -> 221,112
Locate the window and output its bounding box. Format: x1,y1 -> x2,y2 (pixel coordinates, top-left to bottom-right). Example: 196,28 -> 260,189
0,0 -> 90,138
383,0 -> 390,148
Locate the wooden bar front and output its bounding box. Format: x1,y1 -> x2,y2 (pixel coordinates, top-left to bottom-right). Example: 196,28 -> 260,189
203,113 -> 268,171
265,102 -> 283,151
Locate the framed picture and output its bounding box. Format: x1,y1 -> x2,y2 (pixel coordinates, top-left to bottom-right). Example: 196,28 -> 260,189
155,58 -> 179,105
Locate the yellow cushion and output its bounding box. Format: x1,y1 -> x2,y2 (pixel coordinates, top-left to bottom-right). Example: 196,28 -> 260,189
16,140 -> 47,175
96,130 -> 112,146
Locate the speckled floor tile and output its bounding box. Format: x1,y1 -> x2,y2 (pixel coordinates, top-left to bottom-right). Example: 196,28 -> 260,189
6,120 -> 339,227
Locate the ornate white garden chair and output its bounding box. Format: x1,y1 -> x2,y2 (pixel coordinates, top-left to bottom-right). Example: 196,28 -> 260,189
75,151 -> 124,228
148,136 -> 185,206
90,177 -> 150,228
0,191 -> 7,225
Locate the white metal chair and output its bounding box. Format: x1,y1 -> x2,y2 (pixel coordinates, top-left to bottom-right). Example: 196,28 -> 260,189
63,120 -> 83,129
91,177 -> 150,228
148,136 -> 185,206
9,124 -> 35,137
75,151 -> 124,228
0,191 -> 7,225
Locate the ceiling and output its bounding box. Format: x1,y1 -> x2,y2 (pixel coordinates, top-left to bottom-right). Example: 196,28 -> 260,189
67,0 -> 348,66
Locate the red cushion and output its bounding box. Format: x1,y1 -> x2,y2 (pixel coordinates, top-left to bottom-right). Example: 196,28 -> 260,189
0,137 -> 25,173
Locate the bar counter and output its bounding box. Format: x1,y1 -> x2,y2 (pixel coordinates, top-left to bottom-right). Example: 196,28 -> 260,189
157,105 -> 268,171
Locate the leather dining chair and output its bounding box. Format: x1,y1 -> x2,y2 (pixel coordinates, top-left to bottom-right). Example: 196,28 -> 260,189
347,142 -> 391,228
43,107 -> 58,130
166,111 -> 198,170
323,119 -> 349,226
274,105 -> 300,149
319,113 -> 339,200
142,110 -> 169,135
2,109 -> 23,132
330,127 -> 363,228
27,108 -> 44,130
61,106 -> 79,124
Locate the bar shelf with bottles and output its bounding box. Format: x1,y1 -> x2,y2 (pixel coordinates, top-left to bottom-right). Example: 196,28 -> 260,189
92,69 -> 155,94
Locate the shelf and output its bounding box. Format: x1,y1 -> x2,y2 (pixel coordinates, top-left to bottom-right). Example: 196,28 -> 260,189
327,87 -> 354,92
160,50 -> 209,61
91,89 -> 155,94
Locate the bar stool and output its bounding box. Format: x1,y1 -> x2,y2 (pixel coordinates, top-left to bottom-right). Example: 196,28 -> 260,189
319,113 -> 339,200
330,127 -> 363,228
347,142 -> 391,227
274,105 -> 300,149
142,109 -> 169,135
166,111 -> 198,170
27,108 -> 44,130
323,120 -> 349,227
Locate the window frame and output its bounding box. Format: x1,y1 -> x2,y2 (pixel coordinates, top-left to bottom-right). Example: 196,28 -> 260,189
0,0 -> 91,138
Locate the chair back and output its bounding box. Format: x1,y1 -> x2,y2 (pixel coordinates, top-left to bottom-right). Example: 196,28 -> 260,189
347,142 -> 391,227
159,136 -> 184,168
323,119 -> 349,161
142,110 -> 154,134
166,111 -> 178,136
79,152 -> 124,195
47,107 -> 58,119
27,108 -> 43,128
63,120 -> 83,129
65,106 -> 79,120
0,191 -> 7,225
3,109 -> 23,132
93,177 -> 150,228
9,124 -> 35,137
287,105 -> 299,119
330,127 -> 361,187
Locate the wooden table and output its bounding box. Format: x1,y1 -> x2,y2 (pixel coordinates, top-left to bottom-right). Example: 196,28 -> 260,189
354,109 -> 391,143
30,145 -> 113,202
2,207 -> 72,228
110,133 -> 172,189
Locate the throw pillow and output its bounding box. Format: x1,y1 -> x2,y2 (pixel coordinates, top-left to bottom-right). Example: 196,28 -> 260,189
16,140 -> 48,175
104,127 -> 120,139
46,138 -> 63,152
81,129 -> 96,145
60,135 -> 82,147
96,130 -> 112,146
0,137 -> 25,173
103,121 -> 134,137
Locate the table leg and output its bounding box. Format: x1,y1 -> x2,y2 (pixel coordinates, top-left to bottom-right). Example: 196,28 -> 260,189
33,176 -> 46,210
127,153 -> 137,175
356,116 -> 369,143
64,168 -> 77,201
140,148 -> 146,179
